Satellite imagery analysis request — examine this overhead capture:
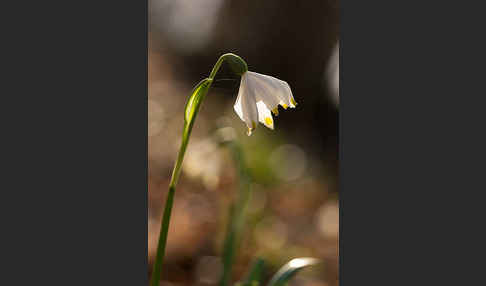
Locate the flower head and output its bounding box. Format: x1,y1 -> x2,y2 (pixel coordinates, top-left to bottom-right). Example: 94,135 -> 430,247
234,71 -> 297,135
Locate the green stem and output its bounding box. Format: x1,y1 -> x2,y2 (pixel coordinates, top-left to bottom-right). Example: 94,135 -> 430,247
150,83 -> 212,286
219,142 -> 252,286
150,53 -> 248,286
209,53 -> 248,79
150,185 -> 175,286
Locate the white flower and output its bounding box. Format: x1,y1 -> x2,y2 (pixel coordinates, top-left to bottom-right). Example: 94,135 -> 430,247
233,71 -> 297,135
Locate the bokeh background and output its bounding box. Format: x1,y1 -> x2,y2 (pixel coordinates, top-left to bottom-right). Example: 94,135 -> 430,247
148,1 -> 339,285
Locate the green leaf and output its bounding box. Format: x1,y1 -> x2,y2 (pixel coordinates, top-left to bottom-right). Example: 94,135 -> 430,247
266,258 -> 320,286
166,77 -> 212,189
219,140 -> 253,286
185,78 -> 212,125
220,204 -> 238,286
239,258 -> 265,286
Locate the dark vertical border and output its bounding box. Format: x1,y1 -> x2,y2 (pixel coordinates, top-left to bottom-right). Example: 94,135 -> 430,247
2,0 -> 148,284
339,0 -> 471,284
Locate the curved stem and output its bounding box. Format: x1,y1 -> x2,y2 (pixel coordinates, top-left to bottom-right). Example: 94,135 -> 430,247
151,53 -> 247,286
150,80 -> 211,286
209,54 -> 227,80
209,53 -> 248,80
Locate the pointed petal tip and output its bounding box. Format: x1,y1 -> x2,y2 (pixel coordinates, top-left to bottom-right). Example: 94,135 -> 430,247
264,117 -> 274,130
246,121 -> 257,136
272,107 -> 279,116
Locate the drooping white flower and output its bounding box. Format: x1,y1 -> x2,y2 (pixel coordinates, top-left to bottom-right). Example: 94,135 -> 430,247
233,71 -> 297,135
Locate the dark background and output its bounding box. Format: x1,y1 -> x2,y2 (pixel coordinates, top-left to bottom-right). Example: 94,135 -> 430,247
149,0 -> 339,285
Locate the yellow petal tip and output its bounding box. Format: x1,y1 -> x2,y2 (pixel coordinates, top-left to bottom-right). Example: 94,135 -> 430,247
272,108 -> 279,116
247,121 -> 256,136
265,117 -> 273,126
282,104 -> 288,109
290,98 -> 297,106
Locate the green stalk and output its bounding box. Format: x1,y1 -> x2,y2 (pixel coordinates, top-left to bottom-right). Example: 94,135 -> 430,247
210,53 -> 248,79
150,78 -> 210,286
219,141 -> 252,286
150,53 -> 248,286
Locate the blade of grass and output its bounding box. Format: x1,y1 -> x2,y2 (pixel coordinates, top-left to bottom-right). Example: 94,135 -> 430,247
219,138 -> 252,286
266,258 -> 320,286
235,258 -> 265,286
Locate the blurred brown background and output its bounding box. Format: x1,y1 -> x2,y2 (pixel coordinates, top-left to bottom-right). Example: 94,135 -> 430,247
149,0 -> 339,285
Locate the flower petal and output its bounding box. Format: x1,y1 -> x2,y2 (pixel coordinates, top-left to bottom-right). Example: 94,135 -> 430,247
256,101 -> 274,130
247,71 -> 296,109
278,79 -> 297,108
233,86 -> 244,120
234,73 -> 258,135
246,72 -> 280,110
